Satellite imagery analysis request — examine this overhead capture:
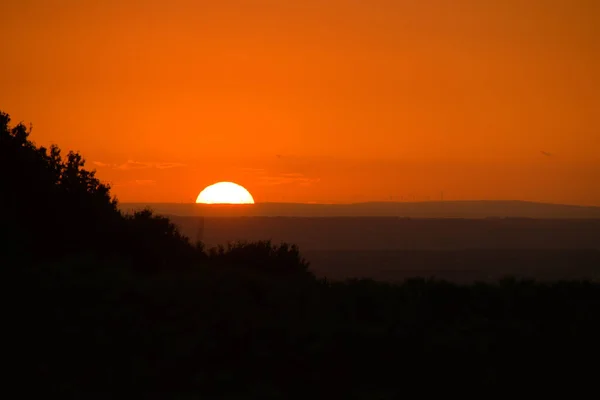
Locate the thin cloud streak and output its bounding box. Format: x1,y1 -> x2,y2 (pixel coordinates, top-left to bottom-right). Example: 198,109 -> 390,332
238,166 -> 320,187
112,179 -> 157,187
93,160 -> 186,170
259,173 -> 320,187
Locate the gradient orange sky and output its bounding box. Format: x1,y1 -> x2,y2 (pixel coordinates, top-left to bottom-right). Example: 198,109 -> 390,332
2,0 -> 599,205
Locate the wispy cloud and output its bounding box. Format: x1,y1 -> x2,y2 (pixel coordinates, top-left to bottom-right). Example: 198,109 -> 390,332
93,161 -> 113,168
113,179 -> 157,187
94,160 -> 186,170
239,167 -> 267,174
117,160 -> 152,170
237,165 -> 320,187
155,162 -> 186,169
259,172 -> 320,186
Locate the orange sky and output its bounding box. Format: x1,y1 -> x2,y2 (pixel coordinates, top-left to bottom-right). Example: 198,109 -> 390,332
2,0 -> 599,205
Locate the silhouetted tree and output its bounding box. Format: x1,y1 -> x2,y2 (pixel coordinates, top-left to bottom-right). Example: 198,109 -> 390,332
0,111 -> 207,268
0,111 -> 120,260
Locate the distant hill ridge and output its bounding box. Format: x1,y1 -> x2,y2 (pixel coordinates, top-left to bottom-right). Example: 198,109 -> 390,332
120,200 -> 600,219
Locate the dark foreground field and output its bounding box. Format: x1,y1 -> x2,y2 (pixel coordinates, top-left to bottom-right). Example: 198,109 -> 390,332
305,249 -> 600,282
7,256 -> 600,397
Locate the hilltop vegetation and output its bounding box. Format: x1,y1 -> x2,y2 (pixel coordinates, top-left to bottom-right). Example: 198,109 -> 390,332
2,110 -> 600,396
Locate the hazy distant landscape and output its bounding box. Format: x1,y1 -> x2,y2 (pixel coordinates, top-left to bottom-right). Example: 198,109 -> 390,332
119,202 -> 600,283
121,200 -> 600,219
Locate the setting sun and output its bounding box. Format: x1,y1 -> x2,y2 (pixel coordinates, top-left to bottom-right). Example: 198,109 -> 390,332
196,182 -> 255,204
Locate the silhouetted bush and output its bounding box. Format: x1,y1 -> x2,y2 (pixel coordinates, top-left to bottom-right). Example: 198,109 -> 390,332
208,240 -> 313,278
122,208 -> 207,272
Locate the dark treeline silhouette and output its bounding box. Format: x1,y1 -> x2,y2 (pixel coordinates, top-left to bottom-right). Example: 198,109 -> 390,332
2,110 -> 600,397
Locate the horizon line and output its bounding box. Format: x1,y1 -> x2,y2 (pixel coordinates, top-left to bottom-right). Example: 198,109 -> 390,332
117,200 -> 600,208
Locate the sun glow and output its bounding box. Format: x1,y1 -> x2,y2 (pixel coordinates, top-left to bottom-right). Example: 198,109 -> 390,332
196,182 -> 255,204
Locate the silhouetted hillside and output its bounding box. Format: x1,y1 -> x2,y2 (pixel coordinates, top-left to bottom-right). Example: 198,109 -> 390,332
4,110 -> 600,396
